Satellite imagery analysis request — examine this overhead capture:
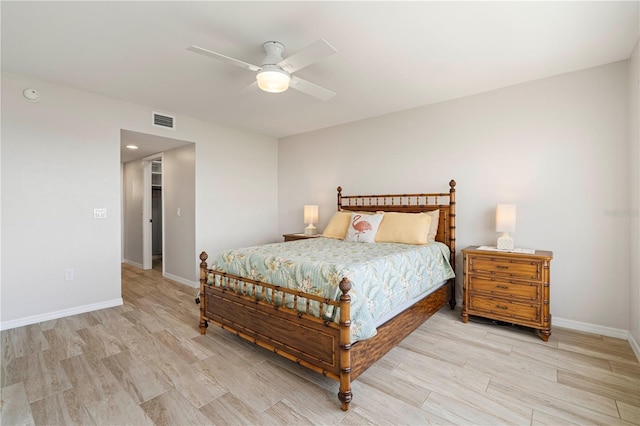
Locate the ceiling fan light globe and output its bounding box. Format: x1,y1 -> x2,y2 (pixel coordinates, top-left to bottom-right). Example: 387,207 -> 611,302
256,68 -> 291,93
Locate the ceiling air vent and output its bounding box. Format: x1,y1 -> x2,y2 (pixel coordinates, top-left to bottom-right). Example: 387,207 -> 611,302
152,112 -> 175,130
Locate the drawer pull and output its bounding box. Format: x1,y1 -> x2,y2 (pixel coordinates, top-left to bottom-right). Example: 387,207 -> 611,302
496,265 -> 509,269
496,285 -> 509,289
495,305 -> 509,310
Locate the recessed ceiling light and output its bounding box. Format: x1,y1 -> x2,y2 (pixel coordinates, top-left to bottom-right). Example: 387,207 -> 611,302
126,145 -> 139,150
22,88 -> 41,102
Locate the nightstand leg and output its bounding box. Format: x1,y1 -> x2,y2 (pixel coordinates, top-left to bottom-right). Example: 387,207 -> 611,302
461,312 -> 469,323
540,329 -> 551,342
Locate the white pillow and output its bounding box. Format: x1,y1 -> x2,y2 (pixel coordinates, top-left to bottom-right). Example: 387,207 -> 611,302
425,210 -> 440,243
344,213 -> 384,243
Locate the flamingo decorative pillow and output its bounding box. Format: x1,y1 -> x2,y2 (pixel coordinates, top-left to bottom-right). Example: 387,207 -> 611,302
345,213 -> 384,243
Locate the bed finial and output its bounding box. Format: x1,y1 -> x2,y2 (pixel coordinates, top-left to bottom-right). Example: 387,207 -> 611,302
198,251 -> 210,335
448,179 -> 456,310
199,251 -> 208,269
337,186 -> 343,210
338,276 -> 352,411
339,277 -> 351,295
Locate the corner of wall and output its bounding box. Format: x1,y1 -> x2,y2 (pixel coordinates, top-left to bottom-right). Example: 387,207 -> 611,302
629,38 -> 640,348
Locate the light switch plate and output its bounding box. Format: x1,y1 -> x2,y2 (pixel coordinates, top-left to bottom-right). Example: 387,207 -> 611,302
64,269 -> 74,281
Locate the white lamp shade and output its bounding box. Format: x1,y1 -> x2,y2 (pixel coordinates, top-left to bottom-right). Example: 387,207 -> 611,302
304,205 -> 318,224
496,204 -> 516,233
256,67 -> 291,93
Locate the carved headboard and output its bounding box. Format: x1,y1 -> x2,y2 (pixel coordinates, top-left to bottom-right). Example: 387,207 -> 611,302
336,180 -> 456,261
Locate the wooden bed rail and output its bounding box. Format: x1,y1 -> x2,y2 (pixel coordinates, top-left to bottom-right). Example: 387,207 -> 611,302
199,251 -> 354,410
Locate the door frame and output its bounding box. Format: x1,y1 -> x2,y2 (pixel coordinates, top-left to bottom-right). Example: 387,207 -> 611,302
142,153 -> 163,271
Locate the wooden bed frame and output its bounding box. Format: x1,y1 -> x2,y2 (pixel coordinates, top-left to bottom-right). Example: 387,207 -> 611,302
198,179 -> 456,410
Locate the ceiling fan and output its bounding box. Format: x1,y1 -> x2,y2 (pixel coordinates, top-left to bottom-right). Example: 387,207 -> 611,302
187,39 -> 337,101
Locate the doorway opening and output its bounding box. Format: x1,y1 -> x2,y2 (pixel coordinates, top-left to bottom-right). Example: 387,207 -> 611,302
121,129 -> 193,277
143,154 -> 163,271
151,158 -> 163,271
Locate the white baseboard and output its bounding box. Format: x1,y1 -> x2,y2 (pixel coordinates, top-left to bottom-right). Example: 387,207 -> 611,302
551,316 -> 640,361
0,298 -> 123,331
123,259 -> 144,269
628,333 -> 640,361
121,259 -> 197,288
163,272 -> 199,288
552,316 -> 629,339
453,300 -> 639,361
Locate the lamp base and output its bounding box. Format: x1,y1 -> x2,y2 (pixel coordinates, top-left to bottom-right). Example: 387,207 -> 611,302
497,233 -> 514,250
305,224 -> 318,235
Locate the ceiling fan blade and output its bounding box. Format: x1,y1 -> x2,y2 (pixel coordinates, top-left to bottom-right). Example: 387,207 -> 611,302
289,75 -> 336,101
277,39 -> 337,73
187,45 -> 261,72
240,80 -> 259,94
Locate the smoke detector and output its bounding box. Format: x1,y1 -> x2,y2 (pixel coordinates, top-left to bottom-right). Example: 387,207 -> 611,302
22,88 -> 41,102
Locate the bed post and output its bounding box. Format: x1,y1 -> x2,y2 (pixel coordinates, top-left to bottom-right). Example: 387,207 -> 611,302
448,179 -> 457,309
337,186 -> 343,210
199,251 -> 209,335
338,277 -> 352,411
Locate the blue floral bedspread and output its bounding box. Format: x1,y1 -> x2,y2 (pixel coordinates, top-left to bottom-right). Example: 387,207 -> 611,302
209,237 -> 455,341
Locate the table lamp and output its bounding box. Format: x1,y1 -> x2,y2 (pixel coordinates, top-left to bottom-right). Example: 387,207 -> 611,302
304,205 -> 319,235
496,204 -> 516,250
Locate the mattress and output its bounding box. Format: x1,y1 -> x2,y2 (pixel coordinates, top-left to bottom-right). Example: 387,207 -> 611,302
209,237 -> 455,341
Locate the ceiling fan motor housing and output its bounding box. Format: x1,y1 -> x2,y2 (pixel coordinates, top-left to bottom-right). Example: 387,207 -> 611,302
261,41 -> 286,66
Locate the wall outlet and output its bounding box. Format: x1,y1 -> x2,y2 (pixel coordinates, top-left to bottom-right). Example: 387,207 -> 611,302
94,208 -> 107,219
64,269 -> 75,281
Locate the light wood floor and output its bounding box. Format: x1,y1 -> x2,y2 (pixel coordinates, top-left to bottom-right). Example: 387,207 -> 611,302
2,263 -> 639,425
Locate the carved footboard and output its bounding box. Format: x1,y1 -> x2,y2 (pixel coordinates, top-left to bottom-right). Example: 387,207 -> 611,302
199,252 -> 354,410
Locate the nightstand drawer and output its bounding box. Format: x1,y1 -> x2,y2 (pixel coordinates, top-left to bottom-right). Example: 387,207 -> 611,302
468,296 -> 540,323
469,256 -> 540,280
468,276 -> 539,301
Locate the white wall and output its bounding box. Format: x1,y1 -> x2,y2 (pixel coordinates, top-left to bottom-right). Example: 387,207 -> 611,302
164,144 -> 196,283
2,74 -> 123,326
2,61 -> 633,340
1,72 -> 278,328
122,160 -> 144,267
629,40 -> 640,352
279,61 -> 630,333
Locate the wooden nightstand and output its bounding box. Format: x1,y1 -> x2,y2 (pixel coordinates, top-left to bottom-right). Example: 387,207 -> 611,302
282,233 -> 323,242
462,246 -> 553,341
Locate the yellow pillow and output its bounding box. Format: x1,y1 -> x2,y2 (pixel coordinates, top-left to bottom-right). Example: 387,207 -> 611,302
322,211 -> 352,239
375,212 -> 432,245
